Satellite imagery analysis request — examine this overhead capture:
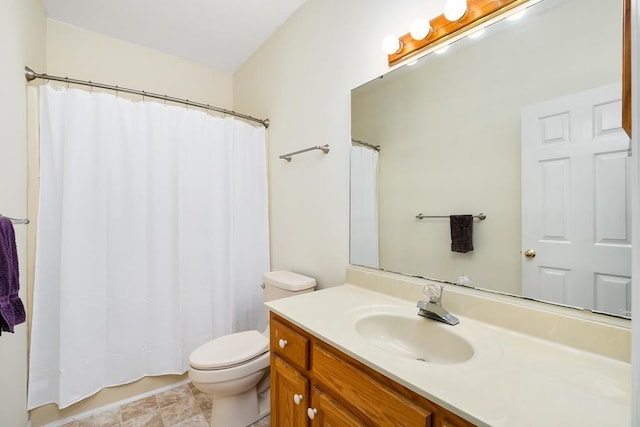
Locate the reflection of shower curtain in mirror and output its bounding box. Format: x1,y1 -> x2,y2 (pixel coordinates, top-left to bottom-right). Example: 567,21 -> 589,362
350,145 -> 379,268
28,85 -> 270,409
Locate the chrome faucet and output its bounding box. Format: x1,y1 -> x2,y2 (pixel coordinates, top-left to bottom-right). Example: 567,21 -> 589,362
417,284 -> 459,326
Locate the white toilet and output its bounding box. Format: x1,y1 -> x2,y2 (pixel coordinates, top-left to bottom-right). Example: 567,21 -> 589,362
188,271 -> 316,427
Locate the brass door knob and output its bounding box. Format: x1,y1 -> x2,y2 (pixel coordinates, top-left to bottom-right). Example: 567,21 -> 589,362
524,249 -> 536,259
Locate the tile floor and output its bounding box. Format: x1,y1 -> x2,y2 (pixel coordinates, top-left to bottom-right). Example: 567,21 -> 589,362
59,383 -> 270,427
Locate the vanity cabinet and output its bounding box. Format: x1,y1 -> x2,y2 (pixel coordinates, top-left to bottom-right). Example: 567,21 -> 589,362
270,312 -> 475,427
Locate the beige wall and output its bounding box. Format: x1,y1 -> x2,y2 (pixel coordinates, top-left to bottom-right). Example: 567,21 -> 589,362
27,19 -> 236,427
46,20 -> 233,107
234,0 -> 447,289
0,1 -> 46,426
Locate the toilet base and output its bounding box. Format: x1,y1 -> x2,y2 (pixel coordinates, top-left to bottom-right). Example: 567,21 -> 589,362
209,386 -> 270,427
257,388 -> 271,423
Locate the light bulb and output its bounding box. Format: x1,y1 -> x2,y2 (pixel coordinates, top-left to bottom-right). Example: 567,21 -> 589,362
410,17 -> 432,40
381,34 -> 402,55
444,0 -> 468,21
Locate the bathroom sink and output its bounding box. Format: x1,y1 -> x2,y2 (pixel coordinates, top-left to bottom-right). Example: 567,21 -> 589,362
354,311 -> 474,364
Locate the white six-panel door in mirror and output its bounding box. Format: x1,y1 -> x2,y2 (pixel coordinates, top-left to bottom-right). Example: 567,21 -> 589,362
521,83 -> 631,317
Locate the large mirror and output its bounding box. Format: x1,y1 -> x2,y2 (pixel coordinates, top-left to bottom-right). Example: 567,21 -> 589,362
350,0 -> 631,318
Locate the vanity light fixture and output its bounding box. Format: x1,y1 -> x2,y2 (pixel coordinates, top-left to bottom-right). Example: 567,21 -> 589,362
443,0 -> 468,22
384,0 -> 528,66
435,45 -> 450,54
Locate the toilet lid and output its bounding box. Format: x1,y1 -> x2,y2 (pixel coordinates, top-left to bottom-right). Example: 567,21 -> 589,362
189,330 -> 269,370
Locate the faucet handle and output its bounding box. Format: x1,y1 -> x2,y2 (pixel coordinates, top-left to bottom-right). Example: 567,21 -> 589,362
423,284 -> 443,304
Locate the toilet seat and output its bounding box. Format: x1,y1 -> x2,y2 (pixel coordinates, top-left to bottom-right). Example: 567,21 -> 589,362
189,330 -> 269,370
188,351 -> 270,385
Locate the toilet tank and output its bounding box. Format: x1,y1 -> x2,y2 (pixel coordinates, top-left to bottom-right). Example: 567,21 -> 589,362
262,271 -> 316,302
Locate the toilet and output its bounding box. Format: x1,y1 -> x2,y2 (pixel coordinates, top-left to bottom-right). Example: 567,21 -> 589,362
188,271 -> 316,427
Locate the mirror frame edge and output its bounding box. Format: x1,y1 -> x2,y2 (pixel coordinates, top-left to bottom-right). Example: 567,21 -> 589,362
358,0 -> 633,320
624,0 -> 632,137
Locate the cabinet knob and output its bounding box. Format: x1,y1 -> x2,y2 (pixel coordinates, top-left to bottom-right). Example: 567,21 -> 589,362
293,393 -> 303,405
278,339 -> 288,349
307,408 -> 318,420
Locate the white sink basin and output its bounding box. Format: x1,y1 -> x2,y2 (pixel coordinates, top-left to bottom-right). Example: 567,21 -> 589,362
354,310 -> 474,364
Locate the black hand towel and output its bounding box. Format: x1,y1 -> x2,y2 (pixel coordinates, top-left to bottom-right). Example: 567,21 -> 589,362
450,215 -> 474,253
0,217 -> 26,335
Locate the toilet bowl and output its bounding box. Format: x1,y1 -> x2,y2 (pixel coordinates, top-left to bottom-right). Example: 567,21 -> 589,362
188,271 -> 316,427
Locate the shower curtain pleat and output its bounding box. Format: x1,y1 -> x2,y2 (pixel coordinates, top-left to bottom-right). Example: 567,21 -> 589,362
27,85 -> 270,409
350,145 -> 380,268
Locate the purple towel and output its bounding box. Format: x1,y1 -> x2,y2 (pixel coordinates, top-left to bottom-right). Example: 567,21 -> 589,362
450,215 -> 474,253
0,217 -> 26,335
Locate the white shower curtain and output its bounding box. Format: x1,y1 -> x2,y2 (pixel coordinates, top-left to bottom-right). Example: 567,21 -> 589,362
28,85 -> 270,409
350,145 -> 379,268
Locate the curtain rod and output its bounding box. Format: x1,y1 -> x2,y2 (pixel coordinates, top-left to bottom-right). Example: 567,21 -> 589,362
351,138 -> 380,151
24,66 -> 270,128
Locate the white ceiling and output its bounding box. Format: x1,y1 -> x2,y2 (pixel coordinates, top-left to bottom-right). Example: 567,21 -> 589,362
42,0 -> 307,73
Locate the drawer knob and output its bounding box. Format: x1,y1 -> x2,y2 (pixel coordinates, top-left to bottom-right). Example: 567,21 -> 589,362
278,339 -> 288,349
293,393 -> 303,405
307,408 -> 317,420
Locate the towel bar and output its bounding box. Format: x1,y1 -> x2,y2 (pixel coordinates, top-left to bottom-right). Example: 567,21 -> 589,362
280,145 -> 330,162
0,213 -> 29,225
416,213 -> 486,220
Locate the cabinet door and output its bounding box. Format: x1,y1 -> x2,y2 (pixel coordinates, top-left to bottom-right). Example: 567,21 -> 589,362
272,355 -> 309,427
309,387 -> 367,427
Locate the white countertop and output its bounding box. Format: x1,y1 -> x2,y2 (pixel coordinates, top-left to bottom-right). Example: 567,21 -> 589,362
266,284 -> 631,427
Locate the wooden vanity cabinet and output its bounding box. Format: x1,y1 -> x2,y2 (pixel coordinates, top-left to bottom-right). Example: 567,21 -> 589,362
270,312 -> 476,427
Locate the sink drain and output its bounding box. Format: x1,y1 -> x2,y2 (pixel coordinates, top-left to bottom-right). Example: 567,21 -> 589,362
416,357 -> 426,362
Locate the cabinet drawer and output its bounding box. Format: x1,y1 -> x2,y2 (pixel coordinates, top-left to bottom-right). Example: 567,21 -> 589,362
312,343 -> 432,427
271,315 -> 309,370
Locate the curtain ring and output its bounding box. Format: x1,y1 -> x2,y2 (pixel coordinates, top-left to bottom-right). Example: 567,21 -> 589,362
115,85 -> 119,98
142,91 -> 146,102
89,82 -> 94,93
